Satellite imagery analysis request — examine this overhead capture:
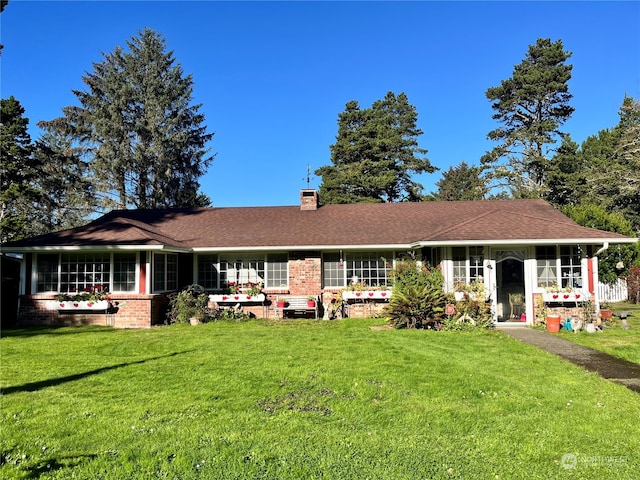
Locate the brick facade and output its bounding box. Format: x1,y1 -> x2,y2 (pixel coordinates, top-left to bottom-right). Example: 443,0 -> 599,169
17,294 -> 169,328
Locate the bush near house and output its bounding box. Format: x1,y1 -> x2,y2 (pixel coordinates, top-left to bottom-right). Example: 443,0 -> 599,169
386,260 -> 447,329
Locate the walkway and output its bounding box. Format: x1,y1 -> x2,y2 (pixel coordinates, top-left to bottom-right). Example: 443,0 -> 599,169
498,327 -> 640,394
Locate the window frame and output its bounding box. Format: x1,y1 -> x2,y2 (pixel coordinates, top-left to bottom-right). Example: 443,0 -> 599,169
535,245 -> 585,290
451,246 -> 485,285
195,252 -> 289,291
34,252 -> 138,294
322,251 -> 394,288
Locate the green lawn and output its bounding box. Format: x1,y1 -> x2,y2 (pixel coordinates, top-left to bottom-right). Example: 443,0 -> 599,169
2,319 -> 639,479
557,303 -> 640,364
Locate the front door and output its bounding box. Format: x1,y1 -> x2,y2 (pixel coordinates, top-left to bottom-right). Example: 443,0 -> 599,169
494,250 -> 525,322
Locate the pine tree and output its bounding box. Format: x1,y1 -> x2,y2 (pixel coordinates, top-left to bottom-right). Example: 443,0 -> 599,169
431,162 -> 487,201
0,96 -> 37,242
40,28 -> 214,211
316,92 -> 434,204
482,38 -> 574,198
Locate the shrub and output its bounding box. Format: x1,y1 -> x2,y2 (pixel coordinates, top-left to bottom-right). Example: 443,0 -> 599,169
166,284 -> 211,324
441,299 -> 493,331
387,260 -> 447,329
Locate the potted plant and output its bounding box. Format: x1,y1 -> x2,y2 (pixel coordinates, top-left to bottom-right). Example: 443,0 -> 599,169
599,302 -> 613,320
306,295 -> 316,307
276,297 -> 287,308
167,284 -> 209,325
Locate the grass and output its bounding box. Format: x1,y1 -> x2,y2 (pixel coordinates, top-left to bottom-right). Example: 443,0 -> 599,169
1,318 -> 639,479
556,302 -> 640,364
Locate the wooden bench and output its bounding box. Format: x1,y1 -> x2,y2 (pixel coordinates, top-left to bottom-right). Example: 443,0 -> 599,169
282,296 -> 318,319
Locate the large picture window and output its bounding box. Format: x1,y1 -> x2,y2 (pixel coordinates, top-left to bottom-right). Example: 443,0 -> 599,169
61,253 -> 110,293
35,252 -> 137,293
322,251 -> 393,288
535,246 -> 584,289
196,253 -> 289,290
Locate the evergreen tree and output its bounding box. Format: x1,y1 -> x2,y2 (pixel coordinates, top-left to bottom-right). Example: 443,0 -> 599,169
316,92 -> 434,204
0,96 -> 37,242
30,129 -> 96,235
40,28 -> 214,211
482,38 -> 574,198
615,96 -> 640,228
431,161 -> 487,201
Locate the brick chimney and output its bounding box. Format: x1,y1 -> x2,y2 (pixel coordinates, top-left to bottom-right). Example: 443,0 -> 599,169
300,189 -> 319,210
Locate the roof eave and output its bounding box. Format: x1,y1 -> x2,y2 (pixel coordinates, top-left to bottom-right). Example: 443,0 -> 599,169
0,244 -> 192,253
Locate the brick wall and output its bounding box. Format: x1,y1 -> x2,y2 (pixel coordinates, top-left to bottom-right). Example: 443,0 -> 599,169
288,251 -> 322,296
16,294 -> 170,329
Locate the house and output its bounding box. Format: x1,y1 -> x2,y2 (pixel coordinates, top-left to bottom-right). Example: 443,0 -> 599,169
2,189 -> 637,328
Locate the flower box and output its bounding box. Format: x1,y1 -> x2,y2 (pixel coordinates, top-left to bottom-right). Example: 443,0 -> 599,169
210,293 -> 265,303
342,290 -> 392,300
542,291 -> 587,303
53,300 -> 110,311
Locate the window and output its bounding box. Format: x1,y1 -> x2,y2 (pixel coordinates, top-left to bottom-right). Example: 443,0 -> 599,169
197,254 -> 219,289
452,246 -> 484,284
61,253 -> 110,293
266,253 -> 288,288
220,254 -> 265,286
322,253 -> 343,288
323,251 -> 393,288
36,252 -> 136,293
536,246 -> 556,288
113,253 -> 137,292
560,246 -> 583,289
535,246 -> 584,289
36,254 -> 59,292
153,253 -> 177,292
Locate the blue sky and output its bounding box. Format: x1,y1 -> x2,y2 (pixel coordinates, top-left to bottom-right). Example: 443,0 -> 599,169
2,1 -> 639,207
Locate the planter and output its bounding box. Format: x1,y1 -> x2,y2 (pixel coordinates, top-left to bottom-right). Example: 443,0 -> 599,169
277,301 -> 286,308
307,301 -> 316,308
543,291 -> 586,303
599,309 -> 613,320
342,290 -> 392,300
210,293 -> 265,303
546,314 -> 561,333
54,300 -> 110,311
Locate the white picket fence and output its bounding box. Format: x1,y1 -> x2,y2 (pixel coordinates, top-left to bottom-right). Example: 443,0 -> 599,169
597,278 -> 628,303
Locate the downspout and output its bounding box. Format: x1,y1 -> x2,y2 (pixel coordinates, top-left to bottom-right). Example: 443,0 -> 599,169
593,242 -> 609,258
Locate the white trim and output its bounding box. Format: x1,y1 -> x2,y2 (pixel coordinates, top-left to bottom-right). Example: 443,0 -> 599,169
2,244 -> 191,253
413,238 -> 637,247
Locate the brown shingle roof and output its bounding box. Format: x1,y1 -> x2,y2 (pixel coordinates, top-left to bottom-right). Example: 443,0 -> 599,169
4,199 -> 635,250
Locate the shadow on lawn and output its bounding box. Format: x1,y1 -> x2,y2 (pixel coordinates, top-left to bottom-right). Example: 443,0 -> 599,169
0,447 -> 98,479
1,326 -> 118,338
0,351 -> 191,396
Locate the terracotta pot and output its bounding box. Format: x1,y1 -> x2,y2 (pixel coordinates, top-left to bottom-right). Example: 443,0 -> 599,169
546,314 -> 561,333
600,309 -> 613,320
